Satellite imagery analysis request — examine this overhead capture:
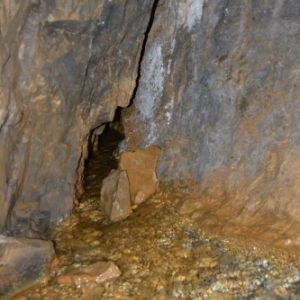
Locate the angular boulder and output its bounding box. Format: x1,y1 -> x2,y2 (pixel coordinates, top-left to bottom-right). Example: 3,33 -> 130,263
100,170 -> 132,222
0,235 -> 56,296
119,145 -> 161,204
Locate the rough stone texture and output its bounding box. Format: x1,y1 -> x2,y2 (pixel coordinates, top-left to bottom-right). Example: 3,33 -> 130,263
0,235 -> 56,296
123,1 -> 300,221
56,261 -> 121,288
119,145 -> 161,204
100,169 -> 132,222
0,0 -> 155,236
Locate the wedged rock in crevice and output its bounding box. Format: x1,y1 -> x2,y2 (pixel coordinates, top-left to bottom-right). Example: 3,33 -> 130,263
119,145 -> 161,204
100,145 -> 161,221
0,0 -> 156,236
0,235 -> 56,296
100,169 -> 132,222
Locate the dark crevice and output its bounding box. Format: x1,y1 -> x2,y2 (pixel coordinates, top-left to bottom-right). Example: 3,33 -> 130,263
82,126 -> 124,204
86,107 -> 124,157
128,0 -> 160,106
81,0 -> 159,202
113,106 -> 123,122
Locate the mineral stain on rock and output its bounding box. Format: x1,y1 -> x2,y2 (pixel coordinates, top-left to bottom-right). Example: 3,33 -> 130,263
3,0 -> 300,298
9,126 -> 300,299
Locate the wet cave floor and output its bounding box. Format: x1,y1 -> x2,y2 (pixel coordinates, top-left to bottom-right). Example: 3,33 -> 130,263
17,128 -> 300,300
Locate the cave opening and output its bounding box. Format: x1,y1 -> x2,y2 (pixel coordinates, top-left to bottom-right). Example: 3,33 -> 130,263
4,0 -> 300,298
81,107 -> 125,207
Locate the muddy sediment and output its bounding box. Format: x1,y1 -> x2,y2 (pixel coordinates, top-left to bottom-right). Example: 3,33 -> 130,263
14,129 -> 300,300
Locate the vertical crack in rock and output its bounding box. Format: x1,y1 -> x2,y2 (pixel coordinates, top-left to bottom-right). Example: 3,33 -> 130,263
129,0 -> 160,105
74,1 -> 161,213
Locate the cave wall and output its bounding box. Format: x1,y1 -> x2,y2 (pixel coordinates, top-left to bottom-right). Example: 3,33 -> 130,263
2,0 -> 300,237
0,0 -> 155,237
123,0 -> 300,220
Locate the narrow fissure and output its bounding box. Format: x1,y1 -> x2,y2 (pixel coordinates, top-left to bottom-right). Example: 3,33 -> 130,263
129,0 -> 160,105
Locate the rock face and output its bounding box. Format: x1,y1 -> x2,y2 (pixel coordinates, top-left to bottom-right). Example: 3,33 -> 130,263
2,0 -> 300,237
123,1 -> 300,221
100,169 -> 132,222
0,0 -> 155,236
0,235 -> 56,296
119,145 -> 161,204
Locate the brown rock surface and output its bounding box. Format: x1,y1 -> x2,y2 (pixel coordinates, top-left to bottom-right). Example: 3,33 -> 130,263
100,170 -> 132,222
0,235 -> 56,296
119,145 -> 161,204
0,0 -> 155,236
122,0 -> 300,221
56,261 -> 121,288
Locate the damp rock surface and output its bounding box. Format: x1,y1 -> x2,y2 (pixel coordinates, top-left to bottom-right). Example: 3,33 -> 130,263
16,191 -> 300,300
122,0 -> 300,222
56,261 -> 121,288
13,132 -> 300,300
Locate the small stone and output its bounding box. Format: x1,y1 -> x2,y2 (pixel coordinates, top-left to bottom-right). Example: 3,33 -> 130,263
198,257 -> 218,268
173,247 -> 191,258
90,240 -> 100,246
210,278 -> 239,293
56,261 -> 121,288
175,199 -> 203,215
119,145 -> 161,204
81,283 -> 105,300
274,286 -> 288,298
100,169 -> 132,222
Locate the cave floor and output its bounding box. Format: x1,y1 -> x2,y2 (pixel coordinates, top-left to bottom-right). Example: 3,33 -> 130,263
15,130 -> 300,300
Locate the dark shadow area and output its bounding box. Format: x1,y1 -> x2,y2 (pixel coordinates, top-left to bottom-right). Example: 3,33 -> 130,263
82,121 -> 124,203
113,106 -> 123,122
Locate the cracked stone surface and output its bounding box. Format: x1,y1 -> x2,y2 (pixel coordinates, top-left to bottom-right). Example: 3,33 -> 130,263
122,0 -> 300,234
0,0 -> 155,236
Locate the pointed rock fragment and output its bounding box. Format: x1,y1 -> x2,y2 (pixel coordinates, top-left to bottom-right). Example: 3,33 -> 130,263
100,169 -> 132,222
